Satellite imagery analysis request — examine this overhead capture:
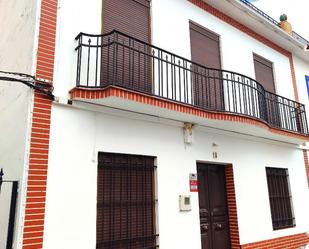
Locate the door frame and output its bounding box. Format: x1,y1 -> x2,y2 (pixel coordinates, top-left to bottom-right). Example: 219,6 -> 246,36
196,161 -> 240,249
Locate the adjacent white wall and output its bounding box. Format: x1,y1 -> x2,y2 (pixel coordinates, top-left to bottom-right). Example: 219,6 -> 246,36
293,55 -> 309,148
0,0 -> 38,248
43,104 -> 309,248
294,55 -> 309,114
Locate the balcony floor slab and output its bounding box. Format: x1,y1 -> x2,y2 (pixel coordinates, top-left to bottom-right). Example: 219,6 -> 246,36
69,86 -> 309,145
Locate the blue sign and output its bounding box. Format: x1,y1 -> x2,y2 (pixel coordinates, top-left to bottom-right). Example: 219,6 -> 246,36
306,75 -> 309,98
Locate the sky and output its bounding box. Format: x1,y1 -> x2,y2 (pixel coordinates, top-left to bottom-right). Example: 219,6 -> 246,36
249,0 -> 309,40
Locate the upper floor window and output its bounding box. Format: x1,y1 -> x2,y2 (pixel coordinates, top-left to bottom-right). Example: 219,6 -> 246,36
253,53 -> 275,93
97,152 -> 158,248
189,21 -> 224,110
102,0 -> 151,43
266,167 -> 295,230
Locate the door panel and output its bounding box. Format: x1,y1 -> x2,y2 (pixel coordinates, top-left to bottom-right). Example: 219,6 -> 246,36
197,164 -> 230,249
198,168 -> 212,249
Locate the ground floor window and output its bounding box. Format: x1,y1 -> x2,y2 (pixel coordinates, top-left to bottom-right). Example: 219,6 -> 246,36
97,152 -> 158,249
266,167 -> 295,230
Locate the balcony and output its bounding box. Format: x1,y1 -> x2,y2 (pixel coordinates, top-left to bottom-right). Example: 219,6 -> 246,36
71,30 -> 309,143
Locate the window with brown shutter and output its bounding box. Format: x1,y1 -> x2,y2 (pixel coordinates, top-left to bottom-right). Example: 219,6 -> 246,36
189,21 -> 221,69
189,21 -> 224,111
253,54 -> 275,93
97,152 -> 158,249
253,54 -> 280,127
101,0 -> 152,93
266,167 -> 295,230
102,0 -> 150,43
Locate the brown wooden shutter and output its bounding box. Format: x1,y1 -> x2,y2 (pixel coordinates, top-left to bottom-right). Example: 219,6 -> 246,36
253,54 -> 281,127
189,21 -> 221,69
103,0 -> 150,43
101,0 -> 152,93
253,54 -> 275,93
97,152 -> 157,249
189,21 -> 224,110
266,167 -> 295,230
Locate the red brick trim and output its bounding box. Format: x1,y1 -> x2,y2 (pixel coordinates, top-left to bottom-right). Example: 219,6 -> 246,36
241,233 -> 309,249
23,0 -> 58,248
188,0 -> 300,102
288,56 -> 300,102
70,86 -> 309,142
225,165 -> 240,249
303,150 -> 309,188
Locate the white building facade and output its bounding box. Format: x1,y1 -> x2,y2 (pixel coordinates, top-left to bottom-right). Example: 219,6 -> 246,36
1,0 -> 309,249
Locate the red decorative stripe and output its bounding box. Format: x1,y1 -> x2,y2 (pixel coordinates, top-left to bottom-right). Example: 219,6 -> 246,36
225,165 -> 240,248
288,56 -> 300,102
23,0 -> 58,248
241,233 -> 309,249
70,86 -> 309,142
303,150 -> 309,188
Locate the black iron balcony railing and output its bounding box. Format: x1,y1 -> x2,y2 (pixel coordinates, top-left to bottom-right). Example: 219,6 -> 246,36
75,30 -> 308,135
240,0 -> 309,46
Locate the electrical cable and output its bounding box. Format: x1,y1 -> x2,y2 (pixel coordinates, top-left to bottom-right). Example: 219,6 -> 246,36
0,70 -> 54,99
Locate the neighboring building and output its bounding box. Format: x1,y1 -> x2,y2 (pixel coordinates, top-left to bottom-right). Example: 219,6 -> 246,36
1,0 -> 309,249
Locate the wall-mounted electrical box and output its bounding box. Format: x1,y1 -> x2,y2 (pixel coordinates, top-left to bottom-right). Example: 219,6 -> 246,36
179,195 -> 191,211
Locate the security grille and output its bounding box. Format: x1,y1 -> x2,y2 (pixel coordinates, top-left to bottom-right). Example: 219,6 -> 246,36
266,167 -> 295,230
97,152 -> 158,249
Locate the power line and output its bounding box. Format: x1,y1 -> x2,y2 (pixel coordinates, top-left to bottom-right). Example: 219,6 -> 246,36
0,70 -> 54,99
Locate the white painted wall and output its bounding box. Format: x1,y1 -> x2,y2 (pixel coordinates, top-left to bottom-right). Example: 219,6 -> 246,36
293,55 -> 309,115
47,0 -> 309,247
43,104 -> 309,248
53,0 -> 102,98
0,0 -> 38,248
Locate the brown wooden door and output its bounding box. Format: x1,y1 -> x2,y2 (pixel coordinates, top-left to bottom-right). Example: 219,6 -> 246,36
101,0 -> 152,93
197,164 -> 230,249
190,21 -> 224,111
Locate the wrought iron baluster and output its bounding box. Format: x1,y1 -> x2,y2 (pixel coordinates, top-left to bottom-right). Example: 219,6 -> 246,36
76,35 -> 82,87
178,60 -> 182,103
144,44 -> 147,92
107,37 -> 111,85
138,44 -> 141,91
226,73 -> 231,112
132,40 -> 135,90
115,33 -> 119,86
152,49 -> 155,95
242,76 -> 247,115
86,38 -> 91,86
95,36 -> 99,87
160,51 -> 164,97
166,55 -> 169,98
122,39 -> 125,84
